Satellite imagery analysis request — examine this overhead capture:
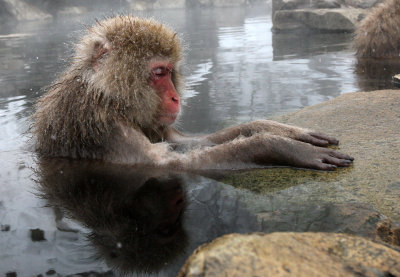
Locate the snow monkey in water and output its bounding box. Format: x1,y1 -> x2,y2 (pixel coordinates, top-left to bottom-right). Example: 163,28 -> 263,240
33,16 -> 353,171
354,0 -> 400,58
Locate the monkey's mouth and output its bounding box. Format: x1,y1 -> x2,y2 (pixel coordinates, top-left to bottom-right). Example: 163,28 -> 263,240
160,113 -> 179,125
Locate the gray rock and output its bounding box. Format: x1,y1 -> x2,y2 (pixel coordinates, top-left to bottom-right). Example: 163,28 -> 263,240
272,0 -> 309,12
273,0 -> 341,12
343,0 -> 384,8
273,0 -> 382,12
272,8 -> 365,32
128,0 -> 185,10
313,0 -> 341,8
187,0 -> 247,7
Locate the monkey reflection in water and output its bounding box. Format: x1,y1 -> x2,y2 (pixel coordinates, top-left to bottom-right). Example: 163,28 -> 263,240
38,159 -> 187,274
32,16 -> 353,171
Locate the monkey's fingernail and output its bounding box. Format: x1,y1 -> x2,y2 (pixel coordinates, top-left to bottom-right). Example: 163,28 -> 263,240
328,164 -> 337,170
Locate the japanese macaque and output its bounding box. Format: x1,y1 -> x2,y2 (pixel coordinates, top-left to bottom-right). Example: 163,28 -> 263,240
354,0 -> 400,58
33,16 -> 353,171
38,159 -> 187,274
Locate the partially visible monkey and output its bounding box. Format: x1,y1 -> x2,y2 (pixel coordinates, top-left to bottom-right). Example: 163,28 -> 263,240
354,0 -> 400,58
33,16 -> 353,171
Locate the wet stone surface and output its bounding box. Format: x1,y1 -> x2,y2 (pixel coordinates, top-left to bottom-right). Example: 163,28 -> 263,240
179,232 -> 400,277
223,90 -> 400,223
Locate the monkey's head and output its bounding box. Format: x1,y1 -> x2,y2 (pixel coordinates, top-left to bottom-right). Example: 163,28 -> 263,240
75,16 -> 183,128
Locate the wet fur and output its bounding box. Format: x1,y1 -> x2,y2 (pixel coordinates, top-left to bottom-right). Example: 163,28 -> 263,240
33,16 -> 183,159
354,0 -> 400,58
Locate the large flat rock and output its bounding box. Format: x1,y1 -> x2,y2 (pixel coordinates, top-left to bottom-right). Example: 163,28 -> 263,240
223,90 -> 400,222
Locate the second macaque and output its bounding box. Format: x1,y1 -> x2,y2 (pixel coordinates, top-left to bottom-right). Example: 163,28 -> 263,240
354,0 -> 400,58
33,16 -> 353,171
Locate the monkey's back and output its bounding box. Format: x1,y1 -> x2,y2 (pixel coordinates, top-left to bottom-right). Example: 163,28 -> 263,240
33,76 -> 113,159
354,0 -> 400,58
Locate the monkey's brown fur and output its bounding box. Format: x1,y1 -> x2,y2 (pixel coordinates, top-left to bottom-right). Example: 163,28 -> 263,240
33,16 -> 183,159
354,0 -> 400,58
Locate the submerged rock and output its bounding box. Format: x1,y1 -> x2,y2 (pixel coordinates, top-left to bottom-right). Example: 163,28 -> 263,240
257,203 -> 399,243
179,232 -> 400,276
30,228 -> 46,242
1,224 -> 10,232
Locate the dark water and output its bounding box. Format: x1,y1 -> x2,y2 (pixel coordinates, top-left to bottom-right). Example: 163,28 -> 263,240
0,4 -> 399,276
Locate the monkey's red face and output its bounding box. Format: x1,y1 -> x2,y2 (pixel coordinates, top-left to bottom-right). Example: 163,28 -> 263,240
149,61 -> 180,126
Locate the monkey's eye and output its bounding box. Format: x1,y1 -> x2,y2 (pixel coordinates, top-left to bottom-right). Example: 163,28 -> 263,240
151,66 -> 173,79
152,67 -> 168,77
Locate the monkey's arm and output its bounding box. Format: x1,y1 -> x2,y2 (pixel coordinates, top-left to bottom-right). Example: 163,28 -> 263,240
166,120 -> 339,148
164,127 -> 216,147
203,120 -> 339,147
181,133 -> 353,171
115,126 -> 352,171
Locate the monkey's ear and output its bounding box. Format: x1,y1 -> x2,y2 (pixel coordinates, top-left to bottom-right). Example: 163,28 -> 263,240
91,41 -> 110,72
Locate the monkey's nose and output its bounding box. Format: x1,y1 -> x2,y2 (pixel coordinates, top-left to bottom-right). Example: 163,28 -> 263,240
172,96 -> 180,104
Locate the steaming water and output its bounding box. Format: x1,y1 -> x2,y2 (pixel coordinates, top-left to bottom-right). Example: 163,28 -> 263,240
0,4 -> 397,277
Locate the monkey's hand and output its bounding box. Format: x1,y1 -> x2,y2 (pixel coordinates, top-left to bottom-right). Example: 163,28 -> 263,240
291,130 -> 339,147
186,133 -> 353,171
252,134 -> 353,171
247,120 -> 340,147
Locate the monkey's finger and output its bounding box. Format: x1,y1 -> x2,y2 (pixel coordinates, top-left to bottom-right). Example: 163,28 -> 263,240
310,160 -> 337,171
309,132 -> 339,145
299,135 -> 329,147
323,155 -> 353,167
327,149 -> 354,161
